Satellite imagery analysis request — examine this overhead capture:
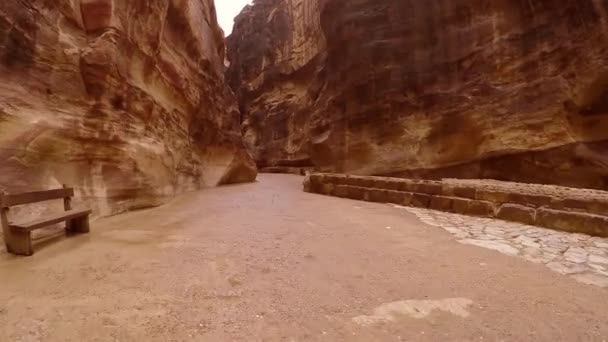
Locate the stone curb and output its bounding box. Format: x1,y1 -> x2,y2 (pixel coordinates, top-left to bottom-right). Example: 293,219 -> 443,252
304,173 -> 608,237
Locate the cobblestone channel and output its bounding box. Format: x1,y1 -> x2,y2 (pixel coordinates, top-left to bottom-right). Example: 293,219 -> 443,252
399,205 -> 608,288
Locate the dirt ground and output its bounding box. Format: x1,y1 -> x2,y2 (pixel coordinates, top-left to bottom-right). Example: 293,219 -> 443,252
1,174 -> 607,341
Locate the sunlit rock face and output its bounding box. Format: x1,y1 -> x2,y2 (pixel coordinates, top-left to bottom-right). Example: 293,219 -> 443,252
227,0 -> 608,189
0,0 -> 257,217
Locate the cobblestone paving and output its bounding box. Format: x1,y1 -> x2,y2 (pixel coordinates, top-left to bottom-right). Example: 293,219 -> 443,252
397,205 -> 608,288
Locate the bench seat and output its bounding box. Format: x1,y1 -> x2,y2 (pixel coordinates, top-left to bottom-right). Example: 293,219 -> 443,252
2,186 -> 92,256
10,209 -> 92,231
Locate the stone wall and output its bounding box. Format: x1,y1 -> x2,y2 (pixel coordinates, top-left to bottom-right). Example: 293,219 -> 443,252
305,173 -> 608,237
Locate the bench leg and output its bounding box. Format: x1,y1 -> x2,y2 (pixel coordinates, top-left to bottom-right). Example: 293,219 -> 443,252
69,216 -> 90,234
6,228 -> 33,256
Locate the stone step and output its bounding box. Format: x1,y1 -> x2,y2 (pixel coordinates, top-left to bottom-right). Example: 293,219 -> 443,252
304,173 -> 608,237
307,173 -> 608,216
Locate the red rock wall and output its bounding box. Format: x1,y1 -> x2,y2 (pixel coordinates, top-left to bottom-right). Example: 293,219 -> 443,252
0,0 -> 257,217
227,0 -> 608,190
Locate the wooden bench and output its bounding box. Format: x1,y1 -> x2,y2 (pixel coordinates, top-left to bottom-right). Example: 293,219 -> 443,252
0,185 -> 91,256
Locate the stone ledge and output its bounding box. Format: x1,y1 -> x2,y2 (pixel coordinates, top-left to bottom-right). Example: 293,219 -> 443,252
537,208 -> 608,237
304,173 -> 608,237
476,190 -> 511,204
496,204 -> 536,225
429,196 -> 454,212
442,185 -> 477,199
550,198 -> 608,217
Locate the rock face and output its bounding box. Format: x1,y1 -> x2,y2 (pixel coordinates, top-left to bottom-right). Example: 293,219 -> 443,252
227,0 -> 608,190
0,0 -> 257,217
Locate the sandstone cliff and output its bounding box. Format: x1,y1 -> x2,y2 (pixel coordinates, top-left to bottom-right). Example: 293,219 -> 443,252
0,0 -> 257,217
227,0 -> 608,190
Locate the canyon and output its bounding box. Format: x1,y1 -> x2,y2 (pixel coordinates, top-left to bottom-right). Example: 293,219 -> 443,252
2,1 -> 608,339
0,0 -> 256,218
2,0 -> 607,220
227,0 -> 608,190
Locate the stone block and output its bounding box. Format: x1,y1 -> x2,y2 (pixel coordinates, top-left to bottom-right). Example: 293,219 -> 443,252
452,198 -> 494,217
549,199 -> 566,211
346,186 -> 366,201
332,185 -> 349,198
398,182 -> 417,193
405,182 -> 438,195
367,178 -> 398,191
401,192 -> 414,206
324,174 -> 347,185
496,204 -> 536,225
536,208 -> 608,237
358,178 -> 375,188
385,190 -> 406,204
581,215 -> 608,237
452,197 -> 469,214
441,185 -> 456,196
429,196 -> 454,212
507,193 -> 552,208
308,173 -> 324,185
560,198 -> 587,211
476,190 -> 510,204
371,178 -> 391,190
411,193 -> 431,208
536,208 -> 584,234
589,201 -> 608,216
418,183 -> 443,195
320,183 -> 334,195
455,186 -> 477,199
367,189 -> 390,203
344,176 -> 361,187
555,198 -> 608,217
384,180 -> 402,192
306,176 -> 324,194
443,186 -> 476,199
467,200 -> 495,217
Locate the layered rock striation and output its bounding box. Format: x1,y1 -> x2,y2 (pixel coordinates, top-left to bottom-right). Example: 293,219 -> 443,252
0,0 -> 257,217
227,0 -> 608,189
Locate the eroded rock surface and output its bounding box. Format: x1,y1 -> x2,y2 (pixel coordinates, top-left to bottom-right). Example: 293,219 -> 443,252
227,0 -> 608,189
0,0 -> 257,217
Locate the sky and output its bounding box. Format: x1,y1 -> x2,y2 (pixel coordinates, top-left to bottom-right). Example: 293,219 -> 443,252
215,0 -> 253,35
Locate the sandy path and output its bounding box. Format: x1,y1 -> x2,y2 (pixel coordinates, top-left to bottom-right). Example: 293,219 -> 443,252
0,174 -> 607,341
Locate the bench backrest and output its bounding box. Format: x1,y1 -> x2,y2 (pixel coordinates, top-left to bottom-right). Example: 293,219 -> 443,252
0,188 -> 74,208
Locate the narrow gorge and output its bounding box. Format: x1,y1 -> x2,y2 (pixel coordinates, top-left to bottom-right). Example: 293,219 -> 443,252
2,1 -> 608,339
227,0 -> 608,190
